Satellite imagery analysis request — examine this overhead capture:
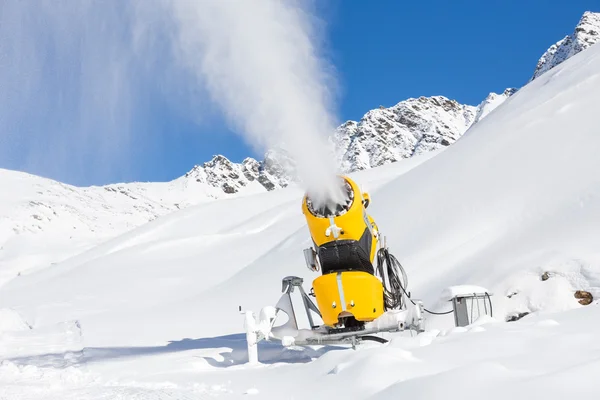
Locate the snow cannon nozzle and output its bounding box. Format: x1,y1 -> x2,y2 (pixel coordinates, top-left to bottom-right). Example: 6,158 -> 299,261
304,175 -> 355,219
301,175 -> 380,276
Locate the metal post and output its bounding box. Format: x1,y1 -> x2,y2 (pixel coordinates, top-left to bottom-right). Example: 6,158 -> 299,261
243,311 -> 259,365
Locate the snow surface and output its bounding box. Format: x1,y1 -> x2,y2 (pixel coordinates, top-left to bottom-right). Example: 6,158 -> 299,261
2,22 -> 600,400
0,166 -> 272,287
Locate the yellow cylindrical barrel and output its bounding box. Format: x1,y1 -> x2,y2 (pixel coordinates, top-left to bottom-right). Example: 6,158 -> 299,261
312,271 -> 384,327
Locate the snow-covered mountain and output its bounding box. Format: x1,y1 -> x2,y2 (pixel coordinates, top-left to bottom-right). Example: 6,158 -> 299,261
532,11 -> 600,80
183,150 -> 293,194
190,91 -> 509,184
0,166 -> 271,285
180,94 -> 484,187
0,149 -> 301,282
472,88 -> 518,124
334,96 -> 477,172
195,11 -> 598,182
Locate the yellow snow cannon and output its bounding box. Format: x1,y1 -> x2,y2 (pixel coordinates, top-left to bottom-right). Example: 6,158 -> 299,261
301,175 -> 384,328
241,175 -> 426,362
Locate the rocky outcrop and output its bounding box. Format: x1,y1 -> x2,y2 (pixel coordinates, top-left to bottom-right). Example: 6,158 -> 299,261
334,96 -> 477,172
532,11 -> 600,80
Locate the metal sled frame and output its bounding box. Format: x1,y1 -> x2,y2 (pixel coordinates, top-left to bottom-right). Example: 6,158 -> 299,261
242,275 -> 426,364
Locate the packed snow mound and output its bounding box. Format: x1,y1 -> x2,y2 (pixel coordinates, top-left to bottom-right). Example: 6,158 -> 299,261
532,11 -> 600,80
440,285 -> 492,301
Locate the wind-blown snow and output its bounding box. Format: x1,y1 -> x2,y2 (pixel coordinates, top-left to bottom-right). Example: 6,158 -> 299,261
0,41 -> 600,398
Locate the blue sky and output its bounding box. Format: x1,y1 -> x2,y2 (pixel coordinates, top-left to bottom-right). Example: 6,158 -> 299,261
1,1 -> 597,186
321,0 -> 597,118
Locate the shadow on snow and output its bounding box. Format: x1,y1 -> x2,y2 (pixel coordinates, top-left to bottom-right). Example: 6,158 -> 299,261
4,333 -> 347,369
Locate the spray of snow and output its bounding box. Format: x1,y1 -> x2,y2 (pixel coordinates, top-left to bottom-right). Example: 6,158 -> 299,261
163,0 -> 344,204
0,0 -> 344,203
0,2 -> 150,184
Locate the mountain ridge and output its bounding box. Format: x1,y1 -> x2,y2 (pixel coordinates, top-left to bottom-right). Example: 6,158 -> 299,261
128,11 -> 599,195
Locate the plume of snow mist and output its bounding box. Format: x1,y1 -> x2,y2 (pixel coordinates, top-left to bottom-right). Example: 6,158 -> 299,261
0,1 -> 194,185
165,0 -> 345,204
1,0 -> 345,201
0,2 -> 135,184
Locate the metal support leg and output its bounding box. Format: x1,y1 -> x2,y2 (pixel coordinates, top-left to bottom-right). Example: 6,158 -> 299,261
281,276 -> 321,330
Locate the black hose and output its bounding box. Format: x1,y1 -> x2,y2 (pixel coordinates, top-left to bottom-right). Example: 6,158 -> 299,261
423,308 -> 454,315
359,335 -> 388,344
376,248 -> 407,310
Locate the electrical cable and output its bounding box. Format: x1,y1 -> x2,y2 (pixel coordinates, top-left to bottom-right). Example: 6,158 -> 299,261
423,307 -> 454,316
359,335 -> 389,344
376,247 -> 453,316
485,291 -> 493,318
376,248 -> 406,310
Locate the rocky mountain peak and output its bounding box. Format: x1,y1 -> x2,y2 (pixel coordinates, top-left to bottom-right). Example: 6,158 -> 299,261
181,152 -> 291,195
532,11 -> 600,80
333,95 -> 477,173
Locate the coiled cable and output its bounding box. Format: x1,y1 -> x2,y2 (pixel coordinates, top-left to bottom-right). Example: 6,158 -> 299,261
376,247 -> 453,315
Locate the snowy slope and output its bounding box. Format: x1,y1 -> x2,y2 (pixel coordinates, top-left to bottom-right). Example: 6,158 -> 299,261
0,166 -> 270,287
0,42 -> 600,399
368,42 -> 600,320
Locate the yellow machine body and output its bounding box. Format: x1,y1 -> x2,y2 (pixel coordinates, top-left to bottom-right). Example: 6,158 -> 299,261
301,175 -> 379,267
312,271 -> 384,326
301,175 -> 385,327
